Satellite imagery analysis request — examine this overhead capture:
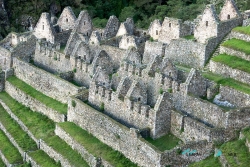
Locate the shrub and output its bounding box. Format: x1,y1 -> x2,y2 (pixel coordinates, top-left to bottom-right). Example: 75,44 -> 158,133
100,102 -> 104,112
73,68 -> 77,73
72,100 -> 76,107
159,88 -> 163,94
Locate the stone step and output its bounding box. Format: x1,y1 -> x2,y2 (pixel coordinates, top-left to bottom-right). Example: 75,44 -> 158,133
0,92 -> 89,167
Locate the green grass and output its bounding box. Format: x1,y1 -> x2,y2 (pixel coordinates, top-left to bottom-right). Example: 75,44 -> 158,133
222,38 -> 250,55
212,54 -> 250,73
145,133 -> 180,151
0,158 -> 4,167
0,92 -> 89,167
233,26 -> 250,36
202,72 -> 250,95
58,122 -> 137,167
59,45 -> 66,53
242,127 -> 250,141
45,136 -> 89,167
7,76 -> 67,114
221,139 -> 250,167
183,35 -> 195,40
189,155 -> 221,167
0,104 -> 37,152
28,150 -> 61,167
0,92 -> 55,140
0,129 -> 23,164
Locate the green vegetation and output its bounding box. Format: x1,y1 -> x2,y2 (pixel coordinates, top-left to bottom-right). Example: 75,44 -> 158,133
0,129 -> 23,164
28,150 -> 61,167
0,158 -> 4,167
0,92 -> 89,166
242,127 -> 250,141
159,88 -> 163,94
0,104 -> 37,151
221,139 -> 250,167
202,72 -> 250,95
100,102 -> 104,112
183,35 -> 195,40
45,136 -> 89,167
7,76 -> 67,114
73,68 -> 77,73
233,26 -> 250,36
222,39 -> 250,55
72,100 -> 76,107
145,133 -> 180,151
212,54 -> 250,74
0,92 -> 55,140
58,122 -> 137,167
189,155 -> 221,167
59,45 -> 66,53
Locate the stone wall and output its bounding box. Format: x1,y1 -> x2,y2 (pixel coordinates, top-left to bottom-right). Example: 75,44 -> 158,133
5,81 -> 66,122
230,31 -> 250,42
11,35 -> 36,62
220,45 -> 250,61
143,41 -> 165,64
227,108 -> 250,129
67,96 -> 164,167
34,42 -> 72,74
172,91 -> 227,128
210,60 -> 250,85
164,39 -> 205,67
55,124 -> 112,167
100,45 -> 127,70
54,30 -> 71,45
13,58 -> 80,103
220,86 -> 250,107
0,46 -> 11,70
39,139 -> 71,167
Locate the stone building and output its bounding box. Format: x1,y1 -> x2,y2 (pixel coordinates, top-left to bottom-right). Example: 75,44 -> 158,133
57,6 -> 76,31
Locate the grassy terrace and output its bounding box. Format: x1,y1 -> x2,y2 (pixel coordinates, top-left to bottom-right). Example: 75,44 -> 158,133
203,72 -> 250,95
0,104 -> 37,152
145,133 -> 180,151
221,139 -> 250,167
189,155 -> 221,167
212,54 -> 250,73
7,76 -> 67,114
0,129 -> 23,165
222,38 -> 250,55
0,92 -> 89,167
45,136 -> 89,167
0,92 -> 55,140
58,122 -> 137,167
233,26 -> 250,36
28,150 -> 60,167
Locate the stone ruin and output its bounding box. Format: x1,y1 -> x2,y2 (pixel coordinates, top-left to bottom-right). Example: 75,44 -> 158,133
0,0 -> 250,166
